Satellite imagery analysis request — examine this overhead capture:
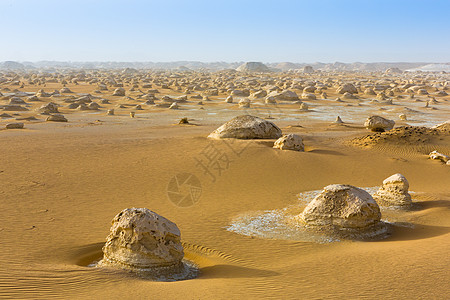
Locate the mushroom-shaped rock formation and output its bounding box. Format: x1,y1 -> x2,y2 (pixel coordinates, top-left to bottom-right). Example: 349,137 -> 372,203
373,174 -> 412,208
273,134 -> 304,151
101,208 -> 184,269
364,115 -> 395,132
293,184 -> 386,239
208,115 -> 282,140
98,208 -> 196,280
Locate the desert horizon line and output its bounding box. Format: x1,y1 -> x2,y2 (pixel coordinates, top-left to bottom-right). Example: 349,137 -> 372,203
2,60 -> 449,64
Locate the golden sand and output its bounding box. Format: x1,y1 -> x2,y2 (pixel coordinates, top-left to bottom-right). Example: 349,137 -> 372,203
1,71 -> 449,299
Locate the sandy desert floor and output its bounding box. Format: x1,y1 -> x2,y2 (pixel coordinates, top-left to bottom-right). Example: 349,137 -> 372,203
0,70 -> 449,299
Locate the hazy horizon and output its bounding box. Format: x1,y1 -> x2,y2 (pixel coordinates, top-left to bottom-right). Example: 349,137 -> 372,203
1,0 -> 449,62
2,60 -> 449,64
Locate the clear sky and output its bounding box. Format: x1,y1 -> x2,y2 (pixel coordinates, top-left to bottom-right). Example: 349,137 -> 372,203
0,0 -> 449,63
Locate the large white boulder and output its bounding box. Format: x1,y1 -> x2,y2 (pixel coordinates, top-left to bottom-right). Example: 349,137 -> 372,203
267,90 -> 299,101
208,115 -> 282,139
294,184 -> 384,238
364,115 -> 395,132
101,208 -> 184,269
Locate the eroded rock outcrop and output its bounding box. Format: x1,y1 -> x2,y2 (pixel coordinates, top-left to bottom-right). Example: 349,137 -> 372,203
373,174 -> 412,208
101,208 -> 184,269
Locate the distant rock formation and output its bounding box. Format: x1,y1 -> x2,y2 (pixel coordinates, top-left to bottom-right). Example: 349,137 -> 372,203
208,115 -> 282,139
236,62 -> 270,72
302,66 -> 314,73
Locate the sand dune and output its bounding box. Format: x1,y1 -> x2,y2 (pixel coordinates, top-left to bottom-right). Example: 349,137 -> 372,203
0,68 -> 449,299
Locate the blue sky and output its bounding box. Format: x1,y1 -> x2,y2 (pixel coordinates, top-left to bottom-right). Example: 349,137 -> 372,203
0,0 -> 448,62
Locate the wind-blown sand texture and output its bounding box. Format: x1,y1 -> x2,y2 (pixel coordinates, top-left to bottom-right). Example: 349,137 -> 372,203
1,68 -> 449,299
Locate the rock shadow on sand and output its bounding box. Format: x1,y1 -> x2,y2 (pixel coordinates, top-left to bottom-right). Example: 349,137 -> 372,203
198,265 -> 279,279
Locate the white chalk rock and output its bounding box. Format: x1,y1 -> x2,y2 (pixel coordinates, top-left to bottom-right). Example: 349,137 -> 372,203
236,62 -> 270,72
296,184 -> 382,234
429,150 -> 450,163
39,102 -> 59,114
112,87 -> 125,96
169,102 -> 179,109
101,208 -> 184,269
208,115 -> 282,139
301,92 -> 316,100
337,83 -> 358,94
267,90 -> 299,101
273,134 -> 304,151
364,115 -> 395,132
335,116 -> 344,124
238,98 -> 251,108
373,174 -> 412,208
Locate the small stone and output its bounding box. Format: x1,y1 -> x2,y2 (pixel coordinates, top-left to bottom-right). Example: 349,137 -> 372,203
5,122 -> 24,129
46,114 -> 67,122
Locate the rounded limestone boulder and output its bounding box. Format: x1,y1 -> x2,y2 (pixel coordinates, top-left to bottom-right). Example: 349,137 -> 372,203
373,174 -> 412,208
273,134 -> 304,151
208,115 -> 282,139
364,115 -> 395,132
112,87 -> 126,96
294,184 -> 386,239
101,208 -> 184,269
238,98 -> 251,108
